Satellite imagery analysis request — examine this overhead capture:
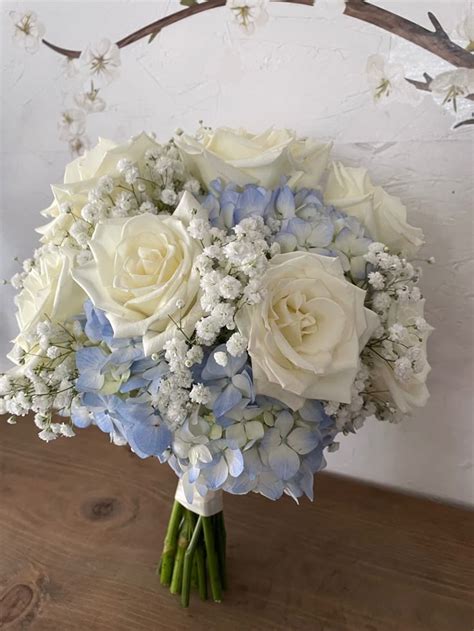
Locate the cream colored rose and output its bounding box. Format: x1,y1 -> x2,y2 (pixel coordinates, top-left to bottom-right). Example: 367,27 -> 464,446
72,192 -> 204,355
236,252 -> 379,409
175,127 -> 331,190
324,162 -> 424,257
9,248 -> 86,361
373,299 -> 432,414
37,133 -> 162,244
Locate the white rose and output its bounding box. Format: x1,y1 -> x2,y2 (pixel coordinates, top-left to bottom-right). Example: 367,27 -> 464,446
324,162 -> 424,257
236,252 -> 379,409
9,248 -> 86,361
37,133 -> 161,244
72,192 -> 204,355
63,136 -> 117,184
373,299 -> 432,413
175,127 -> 331,190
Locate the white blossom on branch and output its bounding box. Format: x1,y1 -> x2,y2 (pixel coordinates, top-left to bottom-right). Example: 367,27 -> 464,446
10,10 -> 45,53
366,54 -> 422,105
79,39 -> 121,84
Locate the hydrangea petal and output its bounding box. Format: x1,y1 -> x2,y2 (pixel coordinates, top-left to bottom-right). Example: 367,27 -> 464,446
259,426 -> 281,451
305,447 -> 326,473
299,399 -> 327,423
287,427 -> 320,455
213,383 -> 242,418
202,456 -> 228,490
275,410 -> 294,438
224,473 -> 256,495
225,423 -> 247,448
75,346 -> 108,372
244,420 -> 264,441
131,423 -> 172,458
232,371 -> 254,399
276,186 -> 295,218
268,443 -> 300,480
225,448 -> 244,477
256,471 -> 284,500
76,371 -> 105,393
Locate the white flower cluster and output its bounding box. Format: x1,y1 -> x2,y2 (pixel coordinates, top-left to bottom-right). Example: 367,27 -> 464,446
8,253 -> 38,291
194,216 -> 270,348
151,215 -> 270,427
324,363 -> 376,433
322,242 -> 432,431
41,138 -> 199,254
364,242 -> 423,314
58,40 -> 121,156
154,336 -> 205,427
0,318 -> 83,440
362,242 -> 431,417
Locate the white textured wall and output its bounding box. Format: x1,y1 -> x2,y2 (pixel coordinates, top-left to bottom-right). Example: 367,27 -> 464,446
1,1 -> 473,504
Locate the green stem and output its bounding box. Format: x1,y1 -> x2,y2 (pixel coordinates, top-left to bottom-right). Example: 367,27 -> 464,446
202,516 -> 222,603
191,553 -> 198,589
170,515 -> 190,594
181,516 -> 202,608
194,543 -> 208,601
160,501 -> 183,586
215,511 -> 227,590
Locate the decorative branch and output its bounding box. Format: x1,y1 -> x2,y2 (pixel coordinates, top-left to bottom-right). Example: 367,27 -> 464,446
344,1 -> 474,69
42,0 -> 221,58
41,0 -> 474,104
405,73 -> 474,102
42,0 -> 313,58
42,0 -> 474,69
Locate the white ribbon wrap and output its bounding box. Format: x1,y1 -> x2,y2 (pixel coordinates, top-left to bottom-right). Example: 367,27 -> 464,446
175,479 -> 224,517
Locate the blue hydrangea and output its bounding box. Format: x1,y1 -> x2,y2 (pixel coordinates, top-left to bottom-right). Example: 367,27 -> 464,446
198,345 -> 255,426
201,180 -> 373,280
174,346 -> 339,501
73,286 -> 339,501
201,180 -> 273,230
72,303 -> 171,460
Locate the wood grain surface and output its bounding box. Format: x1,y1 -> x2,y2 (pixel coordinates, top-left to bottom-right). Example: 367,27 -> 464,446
0,419 -> 473,631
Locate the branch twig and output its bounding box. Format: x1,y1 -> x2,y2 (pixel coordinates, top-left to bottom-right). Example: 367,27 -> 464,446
40,0 -> 474,107
344,0 -> 473,69
453,116 -> 474,129
42,0 -> 474,69
405,73 -> 474,102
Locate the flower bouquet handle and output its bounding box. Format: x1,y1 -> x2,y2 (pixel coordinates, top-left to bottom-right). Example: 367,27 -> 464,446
160,483 -> 225,606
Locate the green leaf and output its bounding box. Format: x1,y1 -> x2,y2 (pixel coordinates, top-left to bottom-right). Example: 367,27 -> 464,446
180,0 -> 198,6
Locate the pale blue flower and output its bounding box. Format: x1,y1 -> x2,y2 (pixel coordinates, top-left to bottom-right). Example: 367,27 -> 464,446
75,393 -> 128,438
76,344 -> 144,395
73,391 -> 171,460
332,226 -> 372,279
75,346 -> 109,393
201,181 -> 272,229
199,346 -> 255,425
78,303 -> 168,396
275,216 -> 334,253
84,300 -> 113,343
125,409 -> 172,461
200,448 -> 245,491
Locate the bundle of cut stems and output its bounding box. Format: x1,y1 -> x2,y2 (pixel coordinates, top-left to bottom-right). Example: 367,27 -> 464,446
159,500 -> 227,607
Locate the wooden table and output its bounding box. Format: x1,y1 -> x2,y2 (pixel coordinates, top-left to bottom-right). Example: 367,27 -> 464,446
0,420 -> 473,631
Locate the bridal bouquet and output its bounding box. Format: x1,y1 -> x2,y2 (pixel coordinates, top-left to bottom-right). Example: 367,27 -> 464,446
0,127 -> 432,606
